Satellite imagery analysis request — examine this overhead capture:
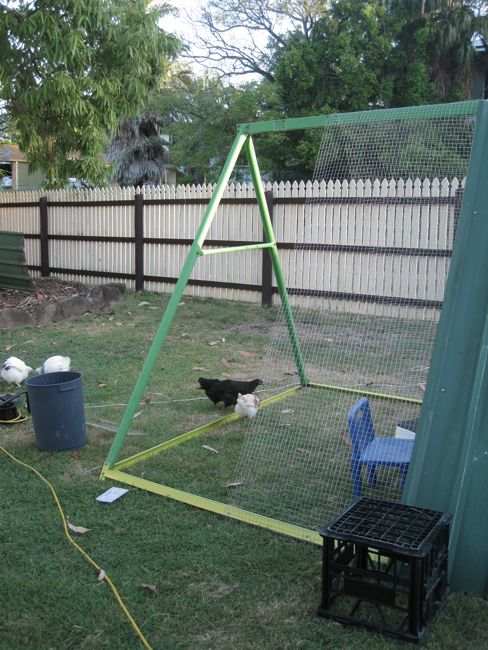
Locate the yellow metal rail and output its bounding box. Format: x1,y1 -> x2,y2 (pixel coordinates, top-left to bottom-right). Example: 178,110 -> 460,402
107,386 -> 301,471
100,467 -> 322,546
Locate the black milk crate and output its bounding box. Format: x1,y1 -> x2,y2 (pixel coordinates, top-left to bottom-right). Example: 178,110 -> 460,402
318,498 -> 451,643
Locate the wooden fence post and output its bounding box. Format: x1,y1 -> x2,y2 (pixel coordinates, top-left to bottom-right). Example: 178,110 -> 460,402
452,187 -> 464,245
39,196 -> 50,277
134,192 -> 144,291
261,189 -> 274,308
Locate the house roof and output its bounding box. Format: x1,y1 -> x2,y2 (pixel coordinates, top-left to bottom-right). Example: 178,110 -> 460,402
0,143 -> 27,162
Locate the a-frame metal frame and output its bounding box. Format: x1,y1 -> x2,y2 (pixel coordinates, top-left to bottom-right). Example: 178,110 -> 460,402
100,124 -> 321,543
101,101 -> 484,556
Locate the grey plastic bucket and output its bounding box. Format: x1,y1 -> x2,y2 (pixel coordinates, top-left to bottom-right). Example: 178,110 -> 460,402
26,371 -> 86,451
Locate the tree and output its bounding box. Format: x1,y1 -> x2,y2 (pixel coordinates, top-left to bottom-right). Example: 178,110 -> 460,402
106,115 -> 170,187
0,0 -> 180,187
401,0 -> 488,99
265,1 -> 399,178
153,73 -> 281,183
187,0 -> 329,81
386,18 -> 439,107
143,0 -> 486,184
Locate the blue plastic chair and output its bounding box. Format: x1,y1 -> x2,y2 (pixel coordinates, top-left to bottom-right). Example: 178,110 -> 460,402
347,397 -> 414,498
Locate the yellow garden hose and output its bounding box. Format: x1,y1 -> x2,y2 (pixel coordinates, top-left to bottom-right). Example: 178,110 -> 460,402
0,446 -> 153,650
0,413 -> 28,425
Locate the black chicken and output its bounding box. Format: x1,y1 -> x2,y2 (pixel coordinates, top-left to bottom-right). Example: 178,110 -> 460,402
198,377 -> 263,407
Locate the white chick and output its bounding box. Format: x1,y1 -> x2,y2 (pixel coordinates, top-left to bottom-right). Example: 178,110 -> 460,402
1,356 -> 33,388
35,355 -> 71,375
234,392 -> 260,420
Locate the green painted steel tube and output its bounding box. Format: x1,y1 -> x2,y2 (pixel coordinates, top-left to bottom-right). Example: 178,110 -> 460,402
244,136 -> 308,386
198,242 -> 275,256
404,100 -> 488,594
238,101 -> 479,135
104,132 -> 248,469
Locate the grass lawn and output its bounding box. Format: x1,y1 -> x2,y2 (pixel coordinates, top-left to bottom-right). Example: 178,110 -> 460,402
1,289 -> 487,649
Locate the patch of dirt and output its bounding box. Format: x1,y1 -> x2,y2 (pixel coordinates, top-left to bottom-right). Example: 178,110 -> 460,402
0,278 -> 91,314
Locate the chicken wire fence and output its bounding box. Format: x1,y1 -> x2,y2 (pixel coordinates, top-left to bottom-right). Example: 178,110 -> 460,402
231,105 -> 476,530
100,102 -> 480,543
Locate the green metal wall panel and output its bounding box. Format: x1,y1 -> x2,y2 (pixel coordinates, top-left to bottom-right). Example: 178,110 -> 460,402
404,100 -> 488,595
0,230 -> 33,290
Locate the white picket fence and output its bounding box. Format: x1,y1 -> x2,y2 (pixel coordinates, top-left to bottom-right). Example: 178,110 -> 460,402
0,178 -> 463,319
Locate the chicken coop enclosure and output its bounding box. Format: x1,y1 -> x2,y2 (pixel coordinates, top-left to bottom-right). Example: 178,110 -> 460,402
101,100 -> 488,594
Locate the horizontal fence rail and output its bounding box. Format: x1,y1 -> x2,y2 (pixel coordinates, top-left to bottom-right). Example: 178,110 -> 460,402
0,179 -> 463,316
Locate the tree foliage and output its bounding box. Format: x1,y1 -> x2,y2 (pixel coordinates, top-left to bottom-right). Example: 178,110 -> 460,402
106,115 -> 170,187
274,1 -> 396,116
153,74 -> 281,183
150,0 -> 488,183
0,0 -> 180,187
402,0 -> 488,99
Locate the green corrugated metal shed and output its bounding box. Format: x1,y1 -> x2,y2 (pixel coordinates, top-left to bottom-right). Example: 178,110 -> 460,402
405,100 -> 488,595
0,230 -> 33,290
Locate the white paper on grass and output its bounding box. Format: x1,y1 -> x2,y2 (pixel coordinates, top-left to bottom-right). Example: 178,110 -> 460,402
96,487 -> 129,503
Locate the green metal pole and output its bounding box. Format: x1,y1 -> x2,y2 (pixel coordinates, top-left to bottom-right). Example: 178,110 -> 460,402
244,136 -> 308,386
198,242 -> 275,255
104,132 -> 248,469
237,101 -> 479,135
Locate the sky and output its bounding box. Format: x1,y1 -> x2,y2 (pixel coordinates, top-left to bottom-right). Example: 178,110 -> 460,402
160,0 -> 267,81
163,0 -> 205,55
161,0 -> 219,77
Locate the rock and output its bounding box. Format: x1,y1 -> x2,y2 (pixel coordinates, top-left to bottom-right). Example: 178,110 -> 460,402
32,301 -> 63,325
87,285 -> 106,309
108,282 -> 126,294
101,284 -> 124,303
58,295 -> 91,318
0,308 -> 32,328
0,282 -> 127,328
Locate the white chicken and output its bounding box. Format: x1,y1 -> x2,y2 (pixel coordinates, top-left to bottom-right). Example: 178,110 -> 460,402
234,392 -> 260,420
1,356 -> 33,388
35,355 -> 71,375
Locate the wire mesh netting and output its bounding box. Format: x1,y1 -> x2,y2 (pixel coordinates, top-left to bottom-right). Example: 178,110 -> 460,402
231,105 -> 477,531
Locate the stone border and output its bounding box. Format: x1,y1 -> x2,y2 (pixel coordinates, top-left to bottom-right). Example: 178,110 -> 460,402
0,283 -> 126,329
